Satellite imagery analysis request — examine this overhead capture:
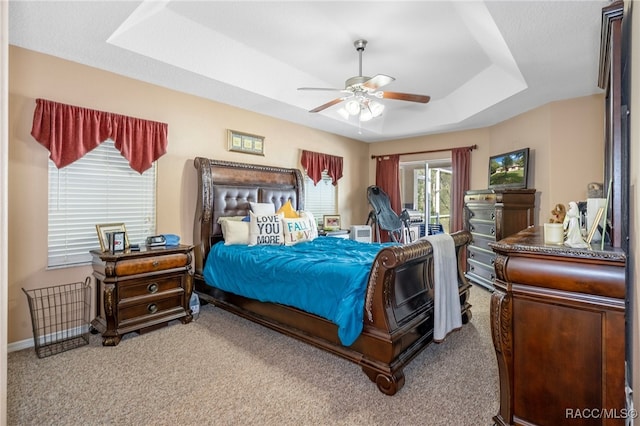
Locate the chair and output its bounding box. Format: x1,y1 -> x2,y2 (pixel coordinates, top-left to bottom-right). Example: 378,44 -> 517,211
366,186 -> 406,243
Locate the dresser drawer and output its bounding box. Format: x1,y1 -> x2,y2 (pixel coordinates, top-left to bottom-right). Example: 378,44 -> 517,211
464,192 -> 497,204
469,234 -> 495,252
118,293 -> 184,322
468,220 -> 496,239
467,208 -> 496,222
114,253 -> 189,276
467,246 -> 496,267
467,258 -> 496,283
118,274 -> 183,300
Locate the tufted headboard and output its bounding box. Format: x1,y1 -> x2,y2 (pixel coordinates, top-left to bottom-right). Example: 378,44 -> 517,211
192,157 -> 304,277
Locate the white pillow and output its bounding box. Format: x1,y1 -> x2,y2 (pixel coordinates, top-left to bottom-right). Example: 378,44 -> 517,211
249,202 -> 276,215
249,211 -> 284,246
221,220 -> 250,245
217,215 -> 248,224
282,216 -> 316,245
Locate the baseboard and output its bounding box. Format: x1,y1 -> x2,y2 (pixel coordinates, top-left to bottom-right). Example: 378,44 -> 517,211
8,324 -> 90,353
8,337 -> 34,353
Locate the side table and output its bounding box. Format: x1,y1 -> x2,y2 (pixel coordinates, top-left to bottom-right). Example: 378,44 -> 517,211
318,229 -> 350,239
90,244 -> 194,346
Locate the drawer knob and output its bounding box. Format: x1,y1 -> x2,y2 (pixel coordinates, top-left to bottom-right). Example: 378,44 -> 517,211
469,225 -> 475,231
147,283 -> 159,294
152,260 -> 159,267
490,227 -> 495,235
490,212 -> 496,220
147,303 -> 158,314
469,252 -> 475,258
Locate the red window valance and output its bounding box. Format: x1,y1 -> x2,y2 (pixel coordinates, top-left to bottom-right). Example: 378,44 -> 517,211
30,98 -> 168,174
300,150 -> 343,186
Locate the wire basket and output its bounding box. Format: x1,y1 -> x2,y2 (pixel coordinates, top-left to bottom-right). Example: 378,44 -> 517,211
22,277 -> 92,358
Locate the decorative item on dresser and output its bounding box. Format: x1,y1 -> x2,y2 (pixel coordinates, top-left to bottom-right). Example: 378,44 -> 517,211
463,188 -> 536,291
489,226 -> 626,426
90,244 -> 194,346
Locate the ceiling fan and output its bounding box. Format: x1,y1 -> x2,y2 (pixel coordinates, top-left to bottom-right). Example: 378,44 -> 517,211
298,39 -> 431,120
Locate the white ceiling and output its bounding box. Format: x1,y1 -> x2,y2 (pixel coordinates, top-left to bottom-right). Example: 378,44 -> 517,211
9,0 -> 608,143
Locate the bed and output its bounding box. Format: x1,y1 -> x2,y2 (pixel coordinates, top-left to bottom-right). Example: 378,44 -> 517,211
192,157 -> 472,395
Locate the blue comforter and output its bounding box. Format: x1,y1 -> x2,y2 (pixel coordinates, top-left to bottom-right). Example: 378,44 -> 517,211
203,237 -> 393,346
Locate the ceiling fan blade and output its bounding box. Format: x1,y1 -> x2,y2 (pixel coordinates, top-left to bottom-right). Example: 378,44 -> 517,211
362,74 -> 395,90
380,91 -> 431,103
309,97 -> 346,113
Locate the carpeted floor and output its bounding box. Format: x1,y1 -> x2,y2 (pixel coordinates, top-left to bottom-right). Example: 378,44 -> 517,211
7,285 -> 498,425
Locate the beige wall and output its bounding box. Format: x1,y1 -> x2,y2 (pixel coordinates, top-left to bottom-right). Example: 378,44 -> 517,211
9,45 -> 606,347
368,95 -> 604,225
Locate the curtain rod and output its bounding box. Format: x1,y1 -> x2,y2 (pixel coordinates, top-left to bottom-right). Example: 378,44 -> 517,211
370,144 -> 477,159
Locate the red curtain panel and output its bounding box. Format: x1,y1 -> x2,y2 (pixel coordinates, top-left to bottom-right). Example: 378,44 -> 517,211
451,147 -> 471,233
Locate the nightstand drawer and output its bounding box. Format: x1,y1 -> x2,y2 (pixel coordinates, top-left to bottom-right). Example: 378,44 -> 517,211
118,275 -> 183,300
114,253 -> 189,276
118,293 -> 184,322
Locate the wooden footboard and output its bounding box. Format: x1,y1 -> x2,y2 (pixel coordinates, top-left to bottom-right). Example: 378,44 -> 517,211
192,157 -> 472,395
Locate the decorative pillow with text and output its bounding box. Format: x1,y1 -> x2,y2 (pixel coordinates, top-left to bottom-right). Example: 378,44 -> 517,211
298,210 -> 319,239
282,216 -> 316,245
249,211 -> 284,246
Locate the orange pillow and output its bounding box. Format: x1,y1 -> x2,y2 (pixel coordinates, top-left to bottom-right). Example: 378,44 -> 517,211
276,200 -> 299,218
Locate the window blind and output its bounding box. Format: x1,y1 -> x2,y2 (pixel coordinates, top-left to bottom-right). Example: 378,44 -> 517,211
48,139 -> 156,268
303,171 -> 337,224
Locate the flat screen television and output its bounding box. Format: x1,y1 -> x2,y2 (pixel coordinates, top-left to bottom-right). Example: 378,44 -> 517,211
488,148 -> 530,190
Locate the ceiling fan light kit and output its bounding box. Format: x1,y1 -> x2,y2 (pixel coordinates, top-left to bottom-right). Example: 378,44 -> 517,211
339,98 -> 384,122
299,39 -> 430,123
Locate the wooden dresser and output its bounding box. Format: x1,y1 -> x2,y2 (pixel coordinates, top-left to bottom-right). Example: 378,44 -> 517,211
90,245 -> 194,346
463,189 -> 536,291
490,227 -> 626,426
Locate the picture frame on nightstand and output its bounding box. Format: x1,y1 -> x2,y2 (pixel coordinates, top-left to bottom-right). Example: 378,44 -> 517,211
323,215 -> 341,231
96,223 -> 129,252
107,231 -> 126,253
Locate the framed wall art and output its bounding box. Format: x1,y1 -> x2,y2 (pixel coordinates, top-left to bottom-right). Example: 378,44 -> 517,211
96,223 -> 129,252
227,130 -> 265,156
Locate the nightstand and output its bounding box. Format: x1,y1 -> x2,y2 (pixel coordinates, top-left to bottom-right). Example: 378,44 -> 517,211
318,229 -> 350,239
90,245 -> 194,346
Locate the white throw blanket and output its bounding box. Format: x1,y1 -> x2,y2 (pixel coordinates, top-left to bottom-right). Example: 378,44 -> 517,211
423,233 -> 462,342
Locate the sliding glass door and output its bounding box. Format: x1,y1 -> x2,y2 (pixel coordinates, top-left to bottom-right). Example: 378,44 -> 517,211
401,160 -> 452,233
